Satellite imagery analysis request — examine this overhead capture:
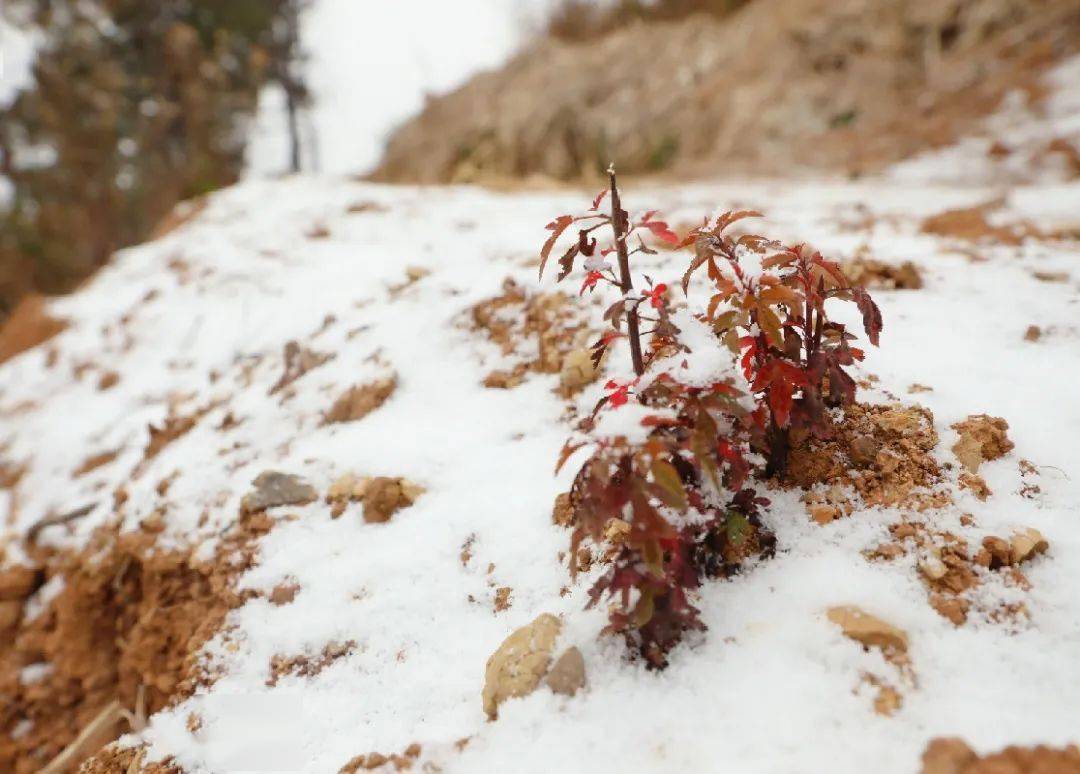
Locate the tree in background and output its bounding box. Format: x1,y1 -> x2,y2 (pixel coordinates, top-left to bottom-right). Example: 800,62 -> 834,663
0,0 -> 310,315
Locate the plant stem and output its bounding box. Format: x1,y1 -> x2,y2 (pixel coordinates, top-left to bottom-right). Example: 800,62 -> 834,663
609,166 -> 644,377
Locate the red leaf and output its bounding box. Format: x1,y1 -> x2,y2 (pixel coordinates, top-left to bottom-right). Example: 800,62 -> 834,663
580,270 -> 603,296
853,288 -> 883,346
643,220 -> 679,245
591,189 -> 608,211
539,215 -> 573,279
715,210 -> 763,232
768,378 -> 794,428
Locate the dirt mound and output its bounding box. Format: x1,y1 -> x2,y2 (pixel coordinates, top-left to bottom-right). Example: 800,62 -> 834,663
0,513 -> 271,772
787,402 -> 947,511
372,0 -> 1079,183
922,737 -> 1080,773
468,278 -> 595,392
0,295 -> 66,366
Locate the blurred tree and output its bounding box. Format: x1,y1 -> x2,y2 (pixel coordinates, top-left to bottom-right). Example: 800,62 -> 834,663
0,0 -> 310,315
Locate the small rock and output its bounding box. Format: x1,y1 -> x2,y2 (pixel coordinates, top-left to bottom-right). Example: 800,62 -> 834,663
809,504 -> 839,525
873,407 -> 928,438
866,542 -> 905,561
1009,528 -> 1048,565
326,472 -> 363,503
980,536 -> 1011,569
849,434 -> 880,467
921,737 -> 976,774
241,471 -> 318,513
1032,270 -> 1069,283
483,369 -> 524,389
362,477 -> 423,523
891,522 -> 917,540
603,518 -> 631,543
0,599 -> 22,631
482,613 -> 561,719
545,646 -> 586,697
559,348 -> 597,394
929,593 -> 968,626
494,587 -> 512,612
826,606 -> 908,653
951,414 -> 1014,473
551,492 -> 574,527
1023,325 -> 1042,342
873,683 -> 902,716
270,583 -> 299,606
957,472 -> 990,501
0,565 -> 38,601
325,374 -> 397,424
918,555 -> 948,582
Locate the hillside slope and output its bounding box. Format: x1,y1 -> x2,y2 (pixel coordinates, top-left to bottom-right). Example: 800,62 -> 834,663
0,167 -> 1078,771
373,0 -> 1080,183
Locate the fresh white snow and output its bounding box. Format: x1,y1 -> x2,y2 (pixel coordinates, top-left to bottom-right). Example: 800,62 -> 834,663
1,172 -> 1078,772
244,0 -> 561,177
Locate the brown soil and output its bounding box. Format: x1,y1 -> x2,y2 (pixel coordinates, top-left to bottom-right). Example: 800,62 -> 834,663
81,745 -> 182,774
0,295 -> 67,366
0,511 -> 273,772
787,402 -> 947,511
922,737 -> 1080,774
468,278 -> 593,390
372,0 -> 1080,184
951,414 -> 1015,473
840,257 -> 923,290
340,743 -> 422,773
324,374 -> 398,424
921,204 -> 1037,245
268,641 -> 356,687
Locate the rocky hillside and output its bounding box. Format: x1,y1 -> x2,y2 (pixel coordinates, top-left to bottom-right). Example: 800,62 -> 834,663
373,0 -> 1080,183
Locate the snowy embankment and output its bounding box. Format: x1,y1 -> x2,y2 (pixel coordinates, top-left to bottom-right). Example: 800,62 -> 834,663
1,172 -> 1078,772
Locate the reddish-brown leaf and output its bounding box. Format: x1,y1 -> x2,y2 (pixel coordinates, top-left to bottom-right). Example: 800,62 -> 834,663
539,215 -> 574,278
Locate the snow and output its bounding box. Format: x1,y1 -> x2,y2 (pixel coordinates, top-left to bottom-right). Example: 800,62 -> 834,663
245,0 -> 561,177
890,54 -> 1080,185
1,169 -> 1078,771
0,12 -> 42,205
0,13 -> 39,109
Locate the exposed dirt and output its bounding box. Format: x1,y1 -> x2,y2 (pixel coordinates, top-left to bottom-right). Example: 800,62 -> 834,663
921,204 -> 1038,245
0,295 -> 67,366
468,278 -> 594,392
324,374 -> 398,424
268,640 -> 356,687
0,511 -> 273,772
840,257 -> 924,290
787,402 -> 947,511
921,737 -> 1080,773
951,414 -> 1015,473
81,744 -> 181,774
339,743 -> 422,773
373,0 -> 1080,184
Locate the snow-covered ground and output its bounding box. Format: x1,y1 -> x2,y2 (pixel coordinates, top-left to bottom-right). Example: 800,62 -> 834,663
891,55 -> 1080,185
1,171 -> 1078,772
244,0 -> 560,177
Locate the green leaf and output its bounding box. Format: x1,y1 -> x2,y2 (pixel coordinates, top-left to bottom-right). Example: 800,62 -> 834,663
651,459 -> 687,511
726,511 -> 750,546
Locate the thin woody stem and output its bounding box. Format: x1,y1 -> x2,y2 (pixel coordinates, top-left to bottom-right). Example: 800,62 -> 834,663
609,166 -> 645,377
